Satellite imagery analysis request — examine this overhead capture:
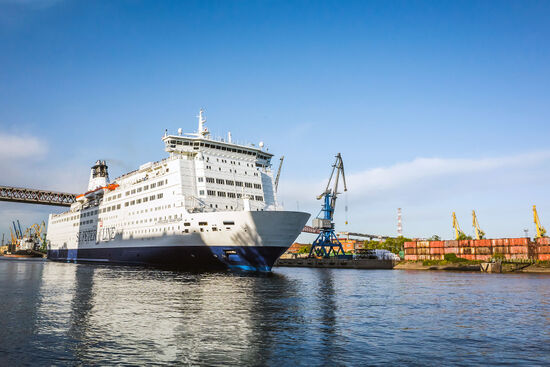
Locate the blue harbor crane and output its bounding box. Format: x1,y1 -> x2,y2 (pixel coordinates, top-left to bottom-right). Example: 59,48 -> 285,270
309,153 -> 350,258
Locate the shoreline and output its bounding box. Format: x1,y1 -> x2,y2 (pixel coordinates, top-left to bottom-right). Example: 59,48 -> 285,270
395,261 -> 550,273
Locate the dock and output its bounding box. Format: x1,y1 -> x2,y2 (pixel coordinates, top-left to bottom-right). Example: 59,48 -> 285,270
275,257 -> 397,269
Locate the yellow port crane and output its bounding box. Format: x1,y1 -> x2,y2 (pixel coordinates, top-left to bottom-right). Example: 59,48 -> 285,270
472,210 -> 485,240
533,205 -> 547,238
452,212 -> 466,240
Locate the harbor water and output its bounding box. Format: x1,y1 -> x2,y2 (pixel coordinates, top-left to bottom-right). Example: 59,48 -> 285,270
1,258 -> 549,366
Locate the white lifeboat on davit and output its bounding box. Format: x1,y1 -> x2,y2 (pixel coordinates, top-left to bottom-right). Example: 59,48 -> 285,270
76,183 -> 119,202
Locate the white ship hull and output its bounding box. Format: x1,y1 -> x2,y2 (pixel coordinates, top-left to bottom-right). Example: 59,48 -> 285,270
48,210 -> 309,271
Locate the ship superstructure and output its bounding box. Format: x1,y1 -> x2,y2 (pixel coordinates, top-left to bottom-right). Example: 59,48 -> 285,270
46,110 -> 309,271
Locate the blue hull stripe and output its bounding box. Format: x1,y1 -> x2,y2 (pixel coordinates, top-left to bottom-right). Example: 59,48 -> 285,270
47,245 -> 288,272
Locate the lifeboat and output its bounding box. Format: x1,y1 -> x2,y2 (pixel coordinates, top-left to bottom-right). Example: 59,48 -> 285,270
76,183 -> 119,202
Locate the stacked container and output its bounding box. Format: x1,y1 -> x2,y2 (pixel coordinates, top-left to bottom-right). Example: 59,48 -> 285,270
536,237 -> 550,261
404,238 -> 545,261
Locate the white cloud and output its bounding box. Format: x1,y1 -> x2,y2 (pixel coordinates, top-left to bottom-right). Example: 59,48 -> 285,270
279,150 -> 550,202
0,133 -> 48,159
347,151 -> 550,197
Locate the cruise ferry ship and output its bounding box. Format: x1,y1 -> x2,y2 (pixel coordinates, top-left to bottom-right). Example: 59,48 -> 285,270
46,110 -> 309,271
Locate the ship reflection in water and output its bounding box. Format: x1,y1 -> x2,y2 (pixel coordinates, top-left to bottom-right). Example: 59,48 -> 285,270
1,259 -> 550,366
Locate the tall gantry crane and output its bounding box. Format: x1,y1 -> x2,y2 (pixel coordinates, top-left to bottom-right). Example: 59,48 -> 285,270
452,212 -> 466,240
533,205 -> 547,238
309,153 -> 348,258
472,210 -> 485,240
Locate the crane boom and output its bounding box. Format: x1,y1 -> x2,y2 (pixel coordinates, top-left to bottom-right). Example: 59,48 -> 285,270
452,212 -> 466,240
472,210 -> 485,240
533,205 -> 547,238
274,156 -> 284,193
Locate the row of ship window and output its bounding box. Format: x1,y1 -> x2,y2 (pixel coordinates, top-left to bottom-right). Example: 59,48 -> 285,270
52,209 -> 98,224
210,157 -> 256,168
199,177 -> 262,189
52,190 -> 166,224
168,139 -> 271,161
203,165 -> 258,176
124,179 -> 168,197
199,190 -> 263,201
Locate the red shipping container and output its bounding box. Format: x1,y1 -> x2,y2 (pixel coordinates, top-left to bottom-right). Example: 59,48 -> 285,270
445,240 -> 459,248
404,255 -> 418,261
417,241 -> 429,248
493,246 -> 509,254
508,238 -> 527,246
538,254 -> 550,261
510,246 -> 529,254
475,247 -> 491,255
459,240 -> 471,247
429,241 -> 445,248
537,245 -> 550,254
461,247 -> 474,255
536,237 -> 550,245
461,254 -> 475,261
444,247 -> 458,254
404,241 -> 416,248
430,247 -> 444,255
416,248 -> 430,255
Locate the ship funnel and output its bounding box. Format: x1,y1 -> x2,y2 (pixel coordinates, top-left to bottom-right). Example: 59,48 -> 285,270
88,160 -> 109,191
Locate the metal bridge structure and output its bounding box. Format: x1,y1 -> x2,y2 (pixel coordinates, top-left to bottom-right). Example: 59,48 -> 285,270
0,186 -> 76,207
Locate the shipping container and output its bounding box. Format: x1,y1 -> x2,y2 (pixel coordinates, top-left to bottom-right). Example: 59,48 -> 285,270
445,240 -> 459,248
492,246 -> 509,255
509,237 -> 529,246
538,254 -> 550,261
461,247 -> 474,255
475,247 -> 492,255
417,241 -> 429,248
416,247 -> 430,255
405,248 -> 416,255
404,254 -> 418,261
536,237 -> 550,245
472,239 -> 491,247
429,241 -> 445,248
537,245 -> 550,254
404,241 -> 417,249
510,246 -> 529,254
444,247 -> 458,254
430,247 -> 444,255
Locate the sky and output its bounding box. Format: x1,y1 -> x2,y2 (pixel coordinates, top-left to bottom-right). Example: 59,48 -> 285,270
1,0 -> 549,242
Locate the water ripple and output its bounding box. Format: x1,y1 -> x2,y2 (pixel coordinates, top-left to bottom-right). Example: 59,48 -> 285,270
0,260 -> 549,366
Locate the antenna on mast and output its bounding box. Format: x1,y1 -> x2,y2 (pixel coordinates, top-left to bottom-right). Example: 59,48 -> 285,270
197,109 -> 209,137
